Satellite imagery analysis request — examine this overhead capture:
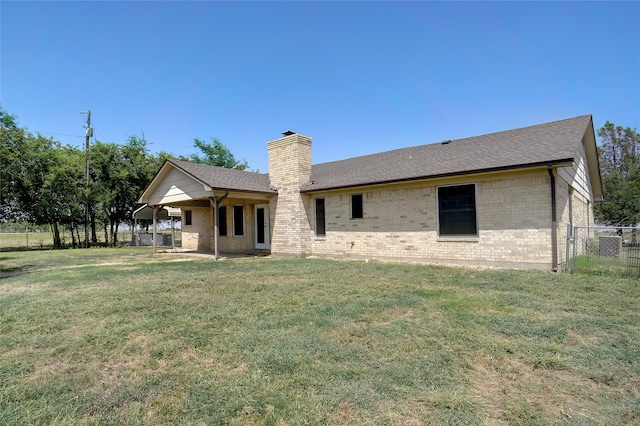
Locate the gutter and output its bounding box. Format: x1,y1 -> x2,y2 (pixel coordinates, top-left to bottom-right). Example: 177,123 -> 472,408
548,165 -> 558,272
301,159 -> 575,193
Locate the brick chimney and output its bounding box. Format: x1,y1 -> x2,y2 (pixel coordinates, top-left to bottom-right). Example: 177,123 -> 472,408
267,131 -> 312,189
266,131 -> 313,257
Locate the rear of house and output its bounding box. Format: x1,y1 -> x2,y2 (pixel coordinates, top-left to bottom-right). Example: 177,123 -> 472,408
138,114 -> 602,270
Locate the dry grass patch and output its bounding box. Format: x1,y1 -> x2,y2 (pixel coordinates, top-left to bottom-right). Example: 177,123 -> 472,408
1,248 -> 639,424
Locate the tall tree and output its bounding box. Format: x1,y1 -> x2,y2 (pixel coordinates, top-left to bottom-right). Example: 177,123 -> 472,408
595,121 -> 640,229
7,130 -> 84,248
89,136 -> 159,244
190,138 -> 248,170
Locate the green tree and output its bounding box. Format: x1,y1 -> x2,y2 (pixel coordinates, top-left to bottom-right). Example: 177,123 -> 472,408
0,104 -> 18,130
190,138 -> 248,170
595,121 -> 640,229
89,135 -> 160,245
6,129 -> 84,248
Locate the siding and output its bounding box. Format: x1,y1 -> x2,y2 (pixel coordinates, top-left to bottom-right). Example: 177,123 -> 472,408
146,168 -> 213,205
557,140 -> 593,202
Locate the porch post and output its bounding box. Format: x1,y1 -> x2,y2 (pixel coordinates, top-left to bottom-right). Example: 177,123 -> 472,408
210,193 -> 229,261
171,216 -> 175,250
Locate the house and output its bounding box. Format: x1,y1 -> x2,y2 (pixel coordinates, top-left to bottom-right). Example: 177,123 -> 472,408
138,114 -> 602,271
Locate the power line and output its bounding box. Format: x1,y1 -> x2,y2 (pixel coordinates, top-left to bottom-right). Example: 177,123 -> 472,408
34,131 -> 84,139
1,100 -> 82,114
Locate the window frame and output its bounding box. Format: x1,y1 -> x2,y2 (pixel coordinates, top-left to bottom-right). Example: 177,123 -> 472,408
233,205 -> 244,236
437,183 -> 478,237
315,198 -> 326,237
351,193 -> 364,219
184,210 -> 192,226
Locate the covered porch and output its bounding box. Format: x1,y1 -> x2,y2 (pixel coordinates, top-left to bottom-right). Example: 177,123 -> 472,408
137,159 -> 276,259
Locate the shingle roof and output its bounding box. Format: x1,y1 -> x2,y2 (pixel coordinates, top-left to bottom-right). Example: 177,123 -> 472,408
168,159 -> 275,194
301,115 -> 593,192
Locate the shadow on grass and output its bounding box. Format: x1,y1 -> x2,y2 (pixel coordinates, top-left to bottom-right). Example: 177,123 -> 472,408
0,246 -> 53,253
0,264 -> 36,279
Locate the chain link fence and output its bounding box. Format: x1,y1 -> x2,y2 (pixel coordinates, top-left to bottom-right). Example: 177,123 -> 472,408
0,229 -> 181,251
568,226 -> 640,278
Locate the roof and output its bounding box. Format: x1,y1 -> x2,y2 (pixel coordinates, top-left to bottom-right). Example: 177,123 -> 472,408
302,114 -> 594,192
165,159 -> 274,194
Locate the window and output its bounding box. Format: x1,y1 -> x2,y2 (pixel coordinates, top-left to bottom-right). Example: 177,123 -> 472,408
184,210 -> 192,226
218,206 -> 227,236
351,194 -> 363,219
233,205 -> 244,236
438,184 -> 477,236
315,198 -> 326,236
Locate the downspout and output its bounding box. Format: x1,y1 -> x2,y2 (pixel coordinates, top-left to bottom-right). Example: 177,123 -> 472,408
547,165 -> 558,272
210,192 -> 229,260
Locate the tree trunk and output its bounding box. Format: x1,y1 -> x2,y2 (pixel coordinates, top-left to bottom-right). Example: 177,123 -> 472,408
90,212 -> 98,243
109,219 -> 115,246
70,224 -> 77,248
51,222 -> 61,249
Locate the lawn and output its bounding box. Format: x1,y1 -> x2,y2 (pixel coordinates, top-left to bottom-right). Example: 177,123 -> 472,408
1,248 -> 639,425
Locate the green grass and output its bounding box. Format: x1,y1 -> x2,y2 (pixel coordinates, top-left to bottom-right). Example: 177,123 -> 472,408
1,248 -> 639,424
572,253 -> 638,277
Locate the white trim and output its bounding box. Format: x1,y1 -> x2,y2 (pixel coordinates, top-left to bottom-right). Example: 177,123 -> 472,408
254,204 -> 270,249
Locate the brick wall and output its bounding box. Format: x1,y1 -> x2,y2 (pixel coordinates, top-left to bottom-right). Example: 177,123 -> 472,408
181,207 -> 212,251
267,133 -> 313,257
181,199 -> 270,253
307,172 -> 556,269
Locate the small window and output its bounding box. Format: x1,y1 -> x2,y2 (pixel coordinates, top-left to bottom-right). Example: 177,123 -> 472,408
351,194 -> 363,219
315,198 -> 326,236
184,210 -> 192,226
233,205 -> 244,236
438,184 -> 477,236
218,206 -> 227,236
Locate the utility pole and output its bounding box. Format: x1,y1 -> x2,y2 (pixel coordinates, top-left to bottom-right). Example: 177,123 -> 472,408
80,110 -> 92,248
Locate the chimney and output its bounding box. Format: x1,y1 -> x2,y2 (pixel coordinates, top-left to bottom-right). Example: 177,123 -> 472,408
266,131 -> 313,257
267,131 -> 312,190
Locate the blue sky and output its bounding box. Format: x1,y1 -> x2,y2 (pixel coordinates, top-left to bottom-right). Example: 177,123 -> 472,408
2,1 -> 639,173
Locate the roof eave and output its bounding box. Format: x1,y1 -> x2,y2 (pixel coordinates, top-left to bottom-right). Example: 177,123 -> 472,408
301,159 -> 575,193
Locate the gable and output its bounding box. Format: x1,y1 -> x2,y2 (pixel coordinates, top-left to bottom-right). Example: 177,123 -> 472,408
556,116 -> 602,202
140,166 -> 215,205
138,159 -> 276,206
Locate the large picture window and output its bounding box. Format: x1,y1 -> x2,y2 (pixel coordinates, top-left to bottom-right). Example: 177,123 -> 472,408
315,198 -> 326,236
351,194 -> 363,219
233,205 -> 244,236
438,184 -> 477,236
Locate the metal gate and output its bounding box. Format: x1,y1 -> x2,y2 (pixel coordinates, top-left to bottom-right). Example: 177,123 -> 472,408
568,226 -> 640,277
